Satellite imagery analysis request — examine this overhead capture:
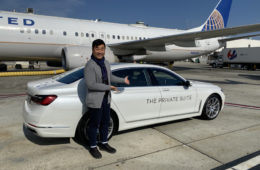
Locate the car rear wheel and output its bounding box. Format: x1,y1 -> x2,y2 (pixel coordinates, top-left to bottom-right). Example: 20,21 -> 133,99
75,111 -> 117,145
201,94 -> 221,120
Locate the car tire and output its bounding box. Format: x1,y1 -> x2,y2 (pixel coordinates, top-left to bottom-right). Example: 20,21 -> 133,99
74,111 -> 117,145
201,94 -> 221,120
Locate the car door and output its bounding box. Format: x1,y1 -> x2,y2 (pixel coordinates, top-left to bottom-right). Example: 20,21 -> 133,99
111,68 -> 161,122
149,68 -> 197,117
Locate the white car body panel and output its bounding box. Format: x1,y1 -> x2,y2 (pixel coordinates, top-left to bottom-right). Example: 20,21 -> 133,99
23,64 -> 225,137
158,86 -> 197,117
112,86 -> 161,122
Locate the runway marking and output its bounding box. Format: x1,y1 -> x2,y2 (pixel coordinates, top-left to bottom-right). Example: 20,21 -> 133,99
225,102 -> 260,110
213,151 -> 260,170
226,155 -> 260,170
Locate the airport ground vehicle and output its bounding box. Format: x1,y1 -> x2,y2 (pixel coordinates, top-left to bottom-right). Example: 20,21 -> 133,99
208,47 -> 260,70
23,63 -> 225,142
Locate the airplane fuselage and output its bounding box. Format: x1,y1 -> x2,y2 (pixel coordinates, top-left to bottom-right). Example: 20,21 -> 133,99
0,11 -> 222,65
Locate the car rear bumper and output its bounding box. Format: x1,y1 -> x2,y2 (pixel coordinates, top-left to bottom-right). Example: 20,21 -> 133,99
23,100 -> 74,138
23,122 -> 73,138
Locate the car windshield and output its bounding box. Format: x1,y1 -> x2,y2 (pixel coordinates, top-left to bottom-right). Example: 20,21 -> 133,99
55,67 -> 84,84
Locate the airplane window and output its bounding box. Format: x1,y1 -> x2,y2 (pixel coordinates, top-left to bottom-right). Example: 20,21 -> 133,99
139,37 -> 142,40
75,32 -> 79,37
50,30 -> 54,35
101,34 -> 104,38
27,29 -> 31,33
20,29 -> 24,33
122,36 -> 125,40
86,33 -> 89,37
131,36 -> 133,40
63,31 -> 67,36
117,35 -> 120,39
126,36 -> 129,40
81,32 -> 84,37
107,34 -> 110,39
35,29 -> 39,34
112,35 -> 115,39
135,37 -> 137,40
91,33 -> 94,38
42,30 -> 46,34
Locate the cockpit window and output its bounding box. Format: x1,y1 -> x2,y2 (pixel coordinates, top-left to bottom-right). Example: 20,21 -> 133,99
55,68 -> 84,84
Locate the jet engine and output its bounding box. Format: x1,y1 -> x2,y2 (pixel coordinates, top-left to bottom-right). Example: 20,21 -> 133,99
62,46 -> 118,70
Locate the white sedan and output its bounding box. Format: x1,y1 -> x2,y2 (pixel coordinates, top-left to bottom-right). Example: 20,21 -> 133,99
23,63 -> 225,142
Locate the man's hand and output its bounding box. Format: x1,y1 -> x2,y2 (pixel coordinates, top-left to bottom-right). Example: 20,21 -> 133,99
110,86 -> 119,91
124,76 -> 130,85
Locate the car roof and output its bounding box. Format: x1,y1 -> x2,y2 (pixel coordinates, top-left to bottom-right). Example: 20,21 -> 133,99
76,63 -> 170,73
110,63 -> 166,70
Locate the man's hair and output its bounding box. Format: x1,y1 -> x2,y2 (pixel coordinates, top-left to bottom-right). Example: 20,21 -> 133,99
92,39 -> 106,49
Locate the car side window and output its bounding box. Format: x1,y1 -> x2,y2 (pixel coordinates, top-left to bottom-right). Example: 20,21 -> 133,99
112,68 -> 149,87
150,68 -> 184,86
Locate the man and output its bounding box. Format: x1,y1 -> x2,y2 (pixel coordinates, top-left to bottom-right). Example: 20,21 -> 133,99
84,39 -> 130,159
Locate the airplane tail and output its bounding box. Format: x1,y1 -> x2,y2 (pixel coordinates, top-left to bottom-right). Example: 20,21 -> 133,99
201,0 -> 232,31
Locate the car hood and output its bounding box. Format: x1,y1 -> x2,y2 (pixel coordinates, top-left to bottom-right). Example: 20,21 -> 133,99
190,80 -> 220,89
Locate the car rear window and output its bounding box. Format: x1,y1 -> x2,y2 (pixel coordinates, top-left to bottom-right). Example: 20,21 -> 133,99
56,68 -> 84,84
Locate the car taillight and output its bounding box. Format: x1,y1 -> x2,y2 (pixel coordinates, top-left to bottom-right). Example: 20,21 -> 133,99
31,95 -> 57,106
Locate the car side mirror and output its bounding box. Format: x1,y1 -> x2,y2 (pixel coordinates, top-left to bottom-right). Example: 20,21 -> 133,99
184,80 -> 192,87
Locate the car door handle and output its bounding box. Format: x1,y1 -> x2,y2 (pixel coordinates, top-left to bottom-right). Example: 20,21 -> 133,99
112,89 -> 124,94
162,88 -> 170,92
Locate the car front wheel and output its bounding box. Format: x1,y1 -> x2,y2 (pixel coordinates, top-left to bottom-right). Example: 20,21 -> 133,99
201,94 -> 221,120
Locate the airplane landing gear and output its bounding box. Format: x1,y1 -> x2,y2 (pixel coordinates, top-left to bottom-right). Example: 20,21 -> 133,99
168,61 -> 174,69
0,63 -> 7,72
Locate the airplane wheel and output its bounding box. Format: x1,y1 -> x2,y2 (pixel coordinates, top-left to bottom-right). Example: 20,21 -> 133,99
15,64 -> 22,69
0,64 -> 7,72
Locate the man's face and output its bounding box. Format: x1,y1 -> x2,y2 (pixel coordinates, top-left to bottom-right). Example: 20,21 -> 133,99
92,44 -> 105,60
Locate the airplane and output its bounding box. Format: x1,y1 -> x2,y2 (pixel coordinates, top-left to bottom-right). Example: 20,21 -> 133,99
0,0 -> 260,71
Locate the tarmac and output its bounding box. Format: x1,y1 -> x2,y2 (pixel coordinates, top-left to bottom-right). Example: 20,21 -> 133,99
0,62 -> 259,170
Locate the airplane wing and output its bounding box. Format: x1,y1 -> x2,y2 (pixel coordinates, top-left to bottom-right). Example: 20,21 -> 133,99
218,33 -> 260,42
109,23 -> 260,50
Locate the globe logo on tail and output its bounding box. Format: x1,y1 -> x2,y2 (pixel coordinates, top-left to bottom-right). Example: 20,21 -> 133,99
227,50 -> 237,60
202,9 -> 224,31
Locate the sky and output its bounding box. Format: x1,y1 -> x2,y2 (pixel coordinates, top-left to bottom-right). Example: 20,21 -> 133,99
1,0 -> 260,38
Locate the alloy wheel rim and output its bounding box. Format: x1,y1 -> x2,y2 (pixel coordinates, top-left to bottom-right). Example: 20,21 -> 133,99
206,97 -> 220,118
108,117 -> 114,138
